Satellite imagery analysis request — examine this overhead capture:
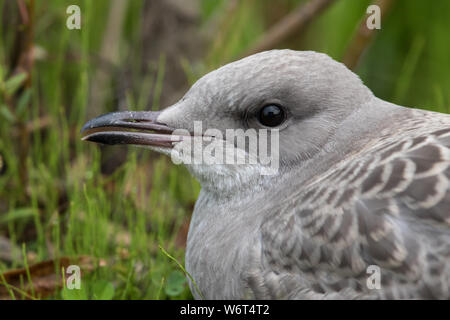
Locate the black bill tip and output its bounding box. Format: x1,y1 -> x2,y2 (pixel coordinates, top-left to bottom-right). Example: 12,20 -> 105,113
81,110 -> 178,147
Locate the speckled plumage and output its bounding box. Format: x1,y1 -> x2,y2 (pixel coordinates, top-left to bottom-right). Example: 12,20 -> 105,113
86,50 -> 450,299
257,113 -> 450,299
162,50 -> 450,299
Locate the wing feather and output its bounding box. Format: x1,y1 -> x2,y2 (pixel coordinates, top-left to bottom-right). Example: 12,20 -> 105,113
259,125 -> 450,299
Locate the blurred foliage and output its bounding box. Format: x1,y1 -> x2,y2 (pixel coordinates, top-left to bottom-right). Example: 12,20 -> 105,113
0,0 -> 449,299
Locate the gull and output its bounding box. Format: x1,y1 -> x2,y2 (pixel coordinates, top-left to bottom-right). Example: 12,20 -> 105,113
82,50 -> 450,299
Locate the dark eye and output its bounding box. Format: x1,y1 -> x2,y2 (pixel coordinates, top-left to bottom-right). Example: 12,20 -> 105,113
258,105 -> 285,127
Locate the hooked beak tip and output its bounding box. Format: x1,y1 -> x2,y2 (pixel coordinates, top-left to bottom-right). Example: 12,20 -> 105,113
81,110 -> 176,147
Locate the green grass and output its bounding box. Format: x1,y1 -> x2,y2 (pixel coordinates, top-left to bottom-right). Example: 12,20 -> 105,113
0,0 -> 201,300
0,0 -> 449,300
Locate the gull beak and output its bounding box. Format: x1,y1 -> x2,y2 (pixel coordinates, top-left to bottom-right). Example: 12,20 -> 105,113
81,110 -> 180,148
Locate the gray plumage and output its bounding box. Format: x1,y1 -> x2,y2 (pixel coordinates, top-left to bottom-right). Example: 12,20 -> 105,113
83,50 -> 450,299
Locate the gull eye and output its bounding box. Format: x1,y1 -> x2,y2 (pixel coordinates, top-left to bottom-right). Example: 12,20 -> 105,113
258,104 -> 285,127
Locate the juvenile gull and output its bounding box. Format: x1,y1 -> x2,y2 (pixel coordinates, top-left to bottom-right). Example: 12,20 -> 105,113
82,50 -> 450,299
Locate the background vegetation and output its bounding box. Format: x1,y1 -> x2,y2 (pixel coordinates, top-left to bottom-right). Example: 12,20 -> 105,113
0,0 -> 449,299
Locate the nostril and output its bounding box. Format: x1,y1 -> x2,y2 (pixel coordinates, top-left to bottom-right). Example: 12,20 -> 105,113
123,119 -> 150,123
